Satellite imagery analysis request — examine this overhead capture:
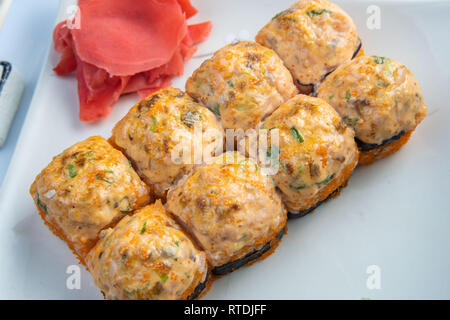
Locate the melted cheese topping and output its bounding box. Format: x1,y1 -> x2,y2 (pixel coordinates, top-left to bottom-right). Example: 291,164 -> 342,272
87,201 -> 207,300
186,41 -> 297,130
256,0 -> 358,85
318,55 -> 427,144
29,136 -> 150,245
166,152 -> 286,267
111,88 -> 224,198
257,95 -> 357,211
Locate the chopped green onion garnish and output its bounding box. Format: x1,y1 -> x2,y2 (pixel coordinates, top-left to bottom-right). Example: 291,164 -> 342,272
213,103 -> 221,116
160,273 -> 169,283
267,146 -> 285,170
123,282 -> 149,296
307,9 -> 331,18
283,17 -> 297,23
119,196 -> 133,213
376,80 -> 388,88
123,289 -> 132,295
174,241 -> 179,247
150,116 -> 157,132
227,80 -> 234,88
36,192 -> 48,214
289,182 -> 306,190
272,11 -> 284,20
238,233 -> 247,241
267,145 -> 280,159
140,221 -> 147,234
372,55 -> 386,64
239,159 -> 259,172
65,164 -> 77,178
316,174 -> 335,186
290,126 -> 304,143
181,110 -> 202,128
345,90 -> 351,101
345,117 -> 359,126
96,173 -> 114,184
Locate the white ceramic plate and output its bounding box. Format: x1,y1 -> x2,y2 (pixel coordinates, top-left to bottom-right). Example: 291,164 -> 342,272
0,0 -> 449,299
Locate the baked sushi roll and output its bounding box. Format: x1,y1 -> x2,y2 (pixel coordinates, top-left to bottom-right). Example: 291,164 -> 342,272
251,94 -> 358,218
110,88 -> 224,199
317,55 -> 427,165
29,136 -> 151,262
87,201 -> 210,300
186,41 -> 297,130
166,152 -> 287,275
256,0 -> 361,94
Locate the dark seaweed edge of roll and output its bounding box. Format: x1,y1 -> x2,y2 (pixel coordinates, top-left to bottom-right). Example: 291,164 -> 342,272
351,38 -> 362,59
187,271 -> 210,300
287,185 -> 343,219
297,38 -> 362,97
355,130 -> 405,152
212,225 -> 286,276
287,153 -> 360,219
0,61 -> 12,93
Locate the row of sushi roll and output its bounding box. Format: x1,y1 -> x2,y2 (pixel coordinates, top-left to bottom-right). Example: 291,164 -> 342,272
30,0 -> 426,299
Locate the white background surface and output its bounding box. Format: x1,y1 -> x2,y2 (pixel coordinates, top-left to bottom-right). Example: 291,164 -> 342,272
0,0 -> 59,185
0,0 -> 449,299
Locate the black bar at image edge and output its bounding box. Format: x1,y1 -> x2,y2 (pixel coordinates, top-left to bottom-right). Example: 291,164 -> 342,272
0,300 -> 448,318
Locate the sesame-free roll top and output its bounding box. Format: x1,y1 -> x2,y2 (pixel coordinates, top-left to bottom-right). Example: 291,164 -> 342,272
29,136 -> 150,259
256,0 -> 359,91
256,94 -> 358,216
317,55 -> 427,164
166,152 -> 287,274
87,201 -> 209,300
186,41 -> 297,130
111,88 -> 224,198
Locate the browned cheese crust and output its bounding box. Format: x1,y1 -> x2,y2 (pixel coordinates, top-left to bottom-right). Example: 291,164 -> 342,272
29,136 -> 151,261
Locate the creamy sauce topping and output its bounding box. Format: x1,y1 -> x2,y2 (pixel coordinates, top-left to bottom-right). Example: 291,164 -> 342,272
87,201 -> 207,300
166,152 -> 286,267
111,88 -> 224,198
30,136 -> 150,245
256,0 -> 358,85
186,41 -> 297,130
255,95 -> 357,212
318,55 -> 427,144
